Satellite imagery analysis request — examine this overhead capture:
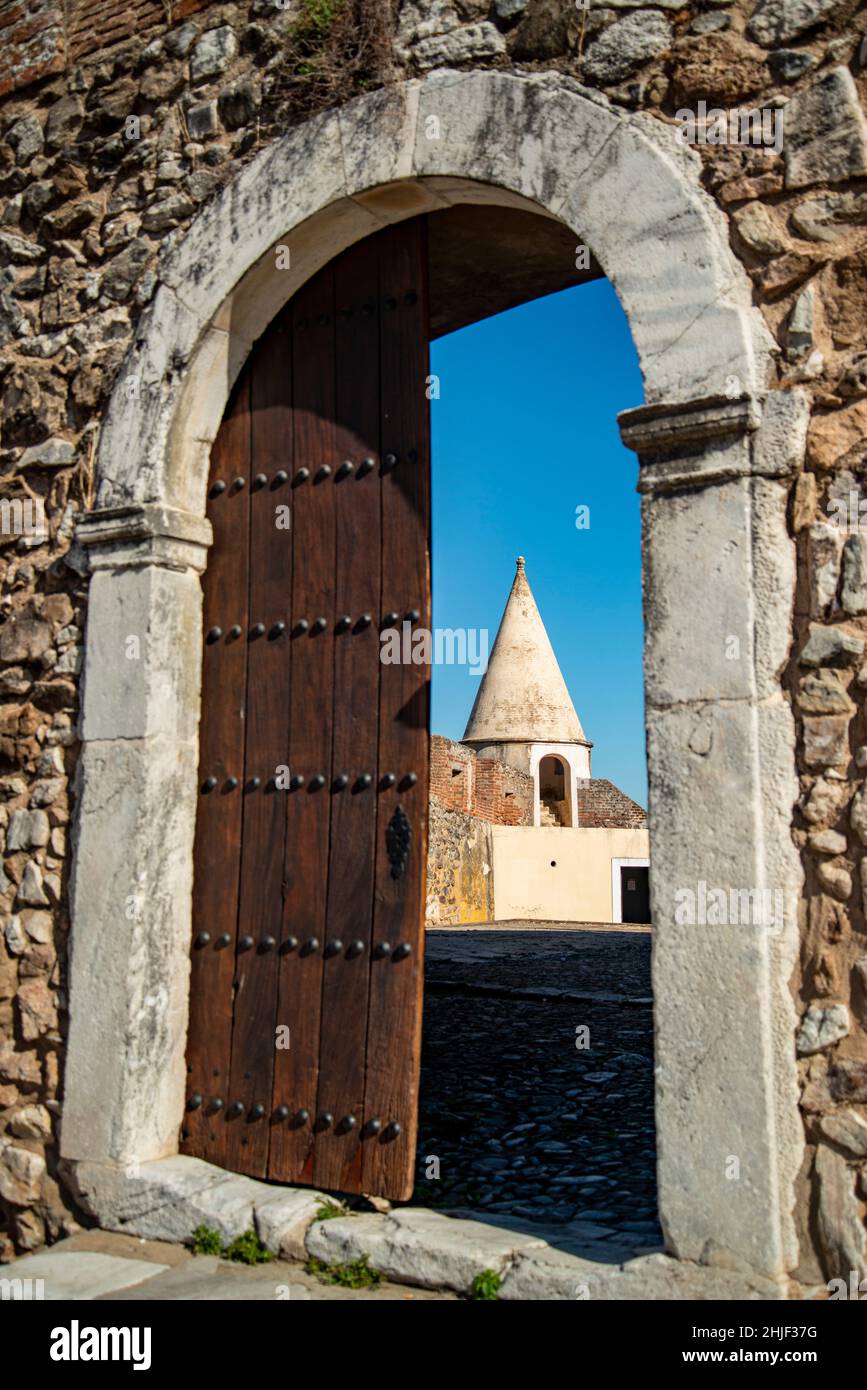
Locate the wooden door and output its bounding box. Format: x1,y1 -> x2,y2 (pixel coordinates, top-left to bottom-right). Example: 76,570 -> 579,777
181,220 -> 431,1201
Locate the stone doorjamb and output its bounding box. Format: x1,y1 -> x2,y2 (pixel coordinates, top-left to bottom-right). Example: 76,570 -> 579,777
62,70 -> 807,1287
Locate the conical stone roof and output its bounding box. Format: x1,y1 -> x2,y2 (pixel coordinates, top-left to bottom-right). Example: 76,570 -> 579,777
463,557 -> 589,746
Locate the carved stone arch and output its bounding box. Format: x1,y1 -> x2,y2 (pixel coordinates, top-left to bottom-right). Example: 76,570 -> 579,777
65,71 -> 806,1289
93,72 -> 773,514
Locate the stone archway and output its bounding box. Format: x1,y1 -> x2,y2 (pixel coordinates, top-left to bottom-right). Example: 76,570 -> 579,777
63,70 -> 807,1286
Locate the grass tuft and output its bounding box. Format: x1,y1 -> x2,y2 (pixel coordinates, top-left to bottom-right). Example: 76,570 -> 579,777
306,1253 -> 383,1288
313,1198 -> 348,1222
272,0 -> 397,124
190,1224 -> 272,1264
191,1224 -> 224,1256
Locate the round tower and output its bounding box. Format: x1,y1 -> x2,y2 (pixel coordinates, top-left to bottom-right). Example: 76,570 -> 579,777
462,557 -> 592,827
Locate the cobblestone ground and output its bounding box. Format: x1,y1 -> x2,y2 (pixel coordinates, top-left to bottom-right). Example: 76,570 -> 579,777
410,926 -> 661,1259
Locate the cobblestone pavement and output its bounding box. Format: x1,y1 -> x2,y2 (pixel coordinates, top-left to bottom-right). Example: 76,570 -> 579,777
410,925 -> 662,1260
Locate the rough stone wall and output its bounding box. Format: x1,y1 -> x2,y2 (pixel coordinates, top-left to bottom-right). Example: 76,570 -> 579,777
429,733 -> 533,824
0,0 -> 865,1276
426,796 -> 494,924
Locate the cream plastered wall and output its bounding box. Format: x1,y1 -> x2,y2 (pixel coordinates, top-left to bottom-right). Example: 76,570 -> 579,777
491,825 -> 651,923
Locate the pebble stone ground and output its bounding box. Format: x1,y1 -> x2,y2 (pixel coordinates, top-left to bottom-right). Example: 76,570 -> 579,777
410,925 -> 662,1260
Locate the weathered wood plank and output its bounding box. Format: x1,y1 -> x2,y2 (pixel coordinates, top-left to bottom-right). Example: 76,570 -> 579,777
269,268 -> 338,1185
313,236 -> 383,1195
362,220 -> 432,1199
224,315 -> 294,1177
183,372 -> 251,1167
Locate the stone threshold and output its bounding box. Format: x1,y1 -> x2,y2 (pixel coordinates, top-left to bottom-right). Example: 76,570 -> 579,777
63,1155 -> 791,1300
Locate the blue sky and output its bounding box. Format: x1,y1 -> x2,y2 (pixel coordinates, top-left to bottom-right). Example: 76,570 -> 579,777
429,277 -> 649,806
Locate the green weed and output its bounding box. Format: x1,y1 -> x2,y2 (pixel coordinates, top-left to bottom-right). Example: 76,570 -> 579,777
471,1269 -> 502,1301
306,1254 -> 383,1289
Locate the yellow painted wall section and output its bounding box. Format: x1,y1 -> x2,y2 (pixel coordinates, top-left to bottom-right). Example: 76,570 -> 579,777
426,801 -> 494,925
491,826 -> 650,922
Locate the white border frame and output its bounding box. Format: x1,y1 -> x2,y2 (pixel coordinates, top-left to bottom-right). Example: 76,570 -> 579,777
611,856 -> 651,923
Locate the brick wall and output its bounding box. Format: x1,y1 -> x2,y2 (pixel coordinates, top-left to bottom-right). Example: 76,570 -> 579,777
577,779 -> 648,830
0,0 -> 65,98
429,735 -> 532,826
430,738 -> 646,829
0,0 -> 213,97
67,0 -> 210,65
